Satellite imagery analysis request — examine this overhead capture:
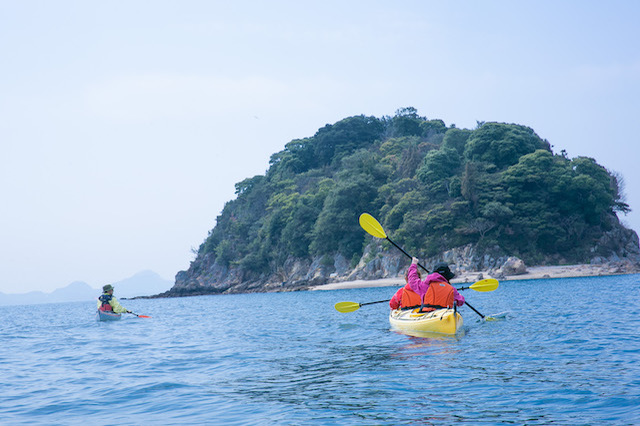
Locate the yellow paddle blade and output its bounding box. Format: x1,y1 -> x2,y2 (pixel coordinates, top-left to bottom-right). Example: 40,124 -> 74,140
334,301 -> 361,313
359,213 -> 387,239
469,278 -> 499,292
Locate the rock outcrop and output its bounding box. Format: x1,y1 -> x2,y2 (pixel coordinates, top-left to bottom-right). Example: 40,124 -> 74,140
156,215 -> 640,298
495,257 -> 528,277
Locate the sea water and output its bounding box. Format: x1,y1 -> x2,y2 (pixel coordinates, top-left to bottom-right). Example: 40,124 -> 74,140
1,274 -> 639,425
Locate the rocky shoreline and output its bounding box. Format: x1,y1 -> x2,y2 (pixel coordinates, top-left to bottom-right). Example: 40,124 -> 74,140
310,261 -> 640,291
151,233 -> 640,298
140,258 -> 639,299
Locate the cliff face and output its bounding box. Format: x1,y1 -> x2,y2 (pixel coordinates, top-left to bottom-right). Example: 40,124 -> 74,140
160,215 -> 640,297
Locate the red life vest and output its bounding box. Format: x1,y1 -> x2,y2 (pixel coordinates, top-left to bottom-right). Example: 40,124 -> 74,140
98,294 -> 113,311
399,280 -> 455,312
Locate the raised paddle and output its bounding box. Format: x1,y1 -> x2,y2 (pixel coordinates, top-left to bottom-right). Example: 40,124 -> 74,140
358,212 -> 495,320
335,278 -> 499,313
359,213 -> 432,273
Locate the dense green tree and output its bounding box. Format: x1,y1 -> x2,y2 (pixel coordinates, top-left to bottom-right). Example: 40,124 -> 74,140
464,123 -> 551,169
313,115 -> 385,166
281,198 -> 320,257
310,173 -> 379,260
416,147 -> 461,189
268,138 -> 316,177
390,107 -> 424,137
442,128 -> 472,156
420,119 -> 447,139
383,189 -> 429,232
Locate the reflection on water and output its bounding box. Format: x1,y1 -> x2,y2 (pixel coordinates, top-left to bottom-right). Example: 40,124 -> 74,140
391,330 -> 464,359
391,328 -> 466,341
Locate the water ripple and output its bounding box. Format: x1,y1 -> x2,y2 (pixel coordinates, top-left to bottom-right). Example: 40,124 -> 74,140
0,275 -> 639,424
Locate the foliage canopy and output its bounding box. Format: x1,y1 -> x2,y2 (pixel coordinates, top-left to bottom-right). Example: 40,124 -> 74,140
199,110 -> 629,277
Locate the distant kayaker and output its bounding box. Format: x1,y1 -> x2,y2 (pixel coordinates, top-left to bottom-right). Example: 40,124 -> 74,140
389,257 -> 464,311
97,284 -> 131,314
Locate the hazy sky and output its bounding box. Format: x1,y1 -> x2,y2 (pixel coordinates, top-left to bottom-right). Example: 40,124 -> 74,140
1,1 -> 639,293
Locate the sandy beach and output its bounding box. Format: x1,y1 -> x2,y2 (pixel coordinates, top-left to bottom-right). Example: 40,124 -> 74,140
310,263 -> 634,291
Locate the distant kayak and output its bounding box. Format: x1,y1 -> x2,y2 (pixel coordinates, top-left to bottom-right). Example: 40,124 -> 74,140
96,310 -> 122,321
389,307 -> 463,335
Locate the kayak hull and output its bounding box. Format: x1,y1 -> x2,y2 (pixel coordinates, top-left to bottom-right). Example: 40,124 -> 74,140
389,308 -> 463,335
96,310 -> 122,321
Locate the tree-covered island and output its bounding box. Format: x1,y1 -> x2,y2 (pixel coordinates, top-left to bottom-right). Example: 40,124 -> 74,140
162,108 -> 640,296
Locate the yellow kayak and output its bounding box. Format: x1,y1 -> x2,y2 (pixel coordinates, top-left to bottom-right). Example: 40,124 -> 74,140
389,308 -> 463,335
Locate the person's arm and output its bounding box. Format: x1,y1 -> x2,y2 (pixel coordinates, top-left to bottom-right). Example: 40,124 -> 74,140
407,258 -> 428,296
109,297 -> 130,314
389,287 -> 403,309
453,289 -> 465,306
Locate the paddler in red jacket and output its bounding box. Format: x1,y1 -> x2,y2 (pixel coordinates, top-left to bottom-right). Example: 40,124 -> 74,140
390,257 -> 464,311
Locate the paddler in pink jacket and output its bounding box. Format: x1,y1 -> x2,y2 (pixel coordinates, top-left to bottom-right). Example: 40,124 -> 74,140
390,257 -> 464,309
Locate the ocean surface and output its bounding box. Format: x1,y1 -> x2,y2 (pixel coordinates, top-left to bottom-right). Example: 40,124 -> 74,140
1,274 -> 639,425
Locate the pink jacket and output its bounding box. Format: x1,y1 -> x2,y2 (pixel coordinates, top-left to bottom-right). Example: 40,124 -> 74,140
389,287 -> 403,309
406,263 -> 465,307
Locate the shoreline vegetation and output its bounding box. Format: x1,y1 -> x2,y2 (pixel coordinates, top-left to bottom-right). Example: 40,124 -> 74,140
310,263 -> 638,291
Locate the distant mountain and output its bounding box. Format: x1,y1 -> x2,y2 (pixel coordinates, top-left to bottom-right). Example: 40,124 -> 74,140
112,270 -> 173,298
0,271 -> 173,306
0,281 -> 95,306
49,281 -> 97,303
0,290 -> 50,306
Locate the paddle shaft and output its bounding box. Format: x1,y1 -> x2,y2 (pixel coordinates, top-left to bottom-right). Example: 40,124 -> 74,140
462,302 -> 485,319
386,238 -> 431,273
360,299 -> 390,307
